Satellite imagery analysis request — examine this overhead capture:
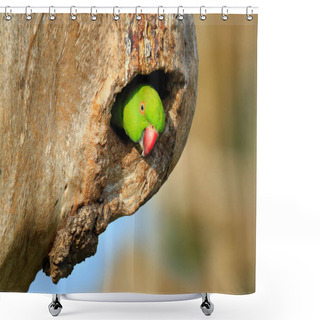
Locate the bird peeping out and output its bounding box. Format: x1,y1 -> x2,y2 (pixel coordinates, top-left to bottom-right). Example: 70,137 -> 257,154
111,83 -> 165,157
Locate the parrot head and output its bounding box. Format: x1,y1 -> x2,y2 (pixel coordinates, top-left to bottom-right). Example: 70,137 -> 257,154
116,84 -> 165,157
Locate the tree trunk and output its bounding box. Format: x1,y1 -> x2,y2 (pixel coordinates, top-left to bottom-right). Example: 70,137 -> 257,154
0,13 -> 198,291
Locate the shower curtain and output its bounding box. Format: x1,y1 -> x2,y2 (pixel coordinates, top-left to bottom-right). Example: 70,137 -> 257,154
0,12 -> 257,295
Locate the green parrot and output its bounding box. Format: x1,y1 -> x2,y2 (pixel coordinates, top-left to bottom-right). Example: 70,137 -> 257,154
111,83 -> 165,157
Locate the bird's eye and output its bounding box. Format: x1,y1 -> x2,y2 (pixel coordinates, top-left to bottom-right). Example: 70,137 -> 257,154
139,103 -> 145,113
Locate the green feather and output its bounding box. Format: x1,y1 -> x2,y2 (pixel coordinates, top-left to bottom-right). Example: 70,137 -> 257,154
111,84 -> 165,143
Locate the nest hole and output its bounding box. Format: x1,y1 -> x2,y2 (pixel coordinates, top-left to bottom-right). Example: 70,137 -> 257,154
110,69 -> 185,144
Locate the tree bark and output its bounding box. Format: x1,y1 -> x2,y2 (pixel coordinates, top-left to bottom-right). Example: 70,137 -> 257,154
0,13 -> 198,291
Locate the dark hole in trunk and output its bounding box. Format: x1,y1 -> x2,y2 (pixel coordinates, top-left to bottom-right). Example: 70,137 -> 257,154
110,69 -> 180,143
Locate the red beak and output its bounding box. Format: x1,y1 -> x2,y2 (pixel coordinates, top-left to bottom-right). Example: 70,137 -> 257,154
143,126 -> 158,156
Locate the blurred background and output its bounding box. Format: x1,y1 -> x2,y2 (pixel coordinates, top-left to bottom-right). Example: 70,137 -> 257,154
29,14 -> 257,294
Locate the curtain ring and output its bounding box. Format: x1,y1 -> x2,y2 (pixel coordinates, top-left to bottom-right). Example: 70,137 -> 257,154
25,6 -> 32,21
221,6 -> 228,21
90,6 -> 97,21
176,6 -> 184,21
5,6 -> 12,21
49,6 -> 56,21
158,6 -> 164,21
200,6 -> 207,21
135,6 -> 142,20
113,6 -> 120,21
70,6 -> 77,21
246,6 -> 253,21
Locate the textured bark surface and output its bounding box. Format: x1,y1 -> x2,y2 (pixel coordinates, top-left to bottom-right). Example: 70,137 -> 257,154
0,13 -> 198,291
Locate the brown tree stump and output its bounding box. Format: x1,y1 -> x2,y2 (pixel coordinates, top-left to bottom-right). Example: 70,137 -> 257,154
0,13 -> 198,291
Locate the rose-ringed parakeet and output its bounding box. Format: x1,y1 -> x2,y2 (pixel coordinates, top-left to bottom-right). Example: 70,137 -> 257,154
111,83 -> 165,156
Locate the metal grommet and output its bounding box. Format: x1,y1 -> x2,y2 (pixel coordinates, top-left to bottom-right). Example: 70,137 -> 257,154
5,6 -> 12,21
70,6 -> 77,21
135,6 -> 142,20
246,6 -> 253,21
200,6 -> 207,21
90,6 -> 97,21
176,6 -> 184,21
49,6 -> 56,21
25,6 -> 32,21
158,6 -> 164,21
221,6 -> 228,21
113,6 -> 120,21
